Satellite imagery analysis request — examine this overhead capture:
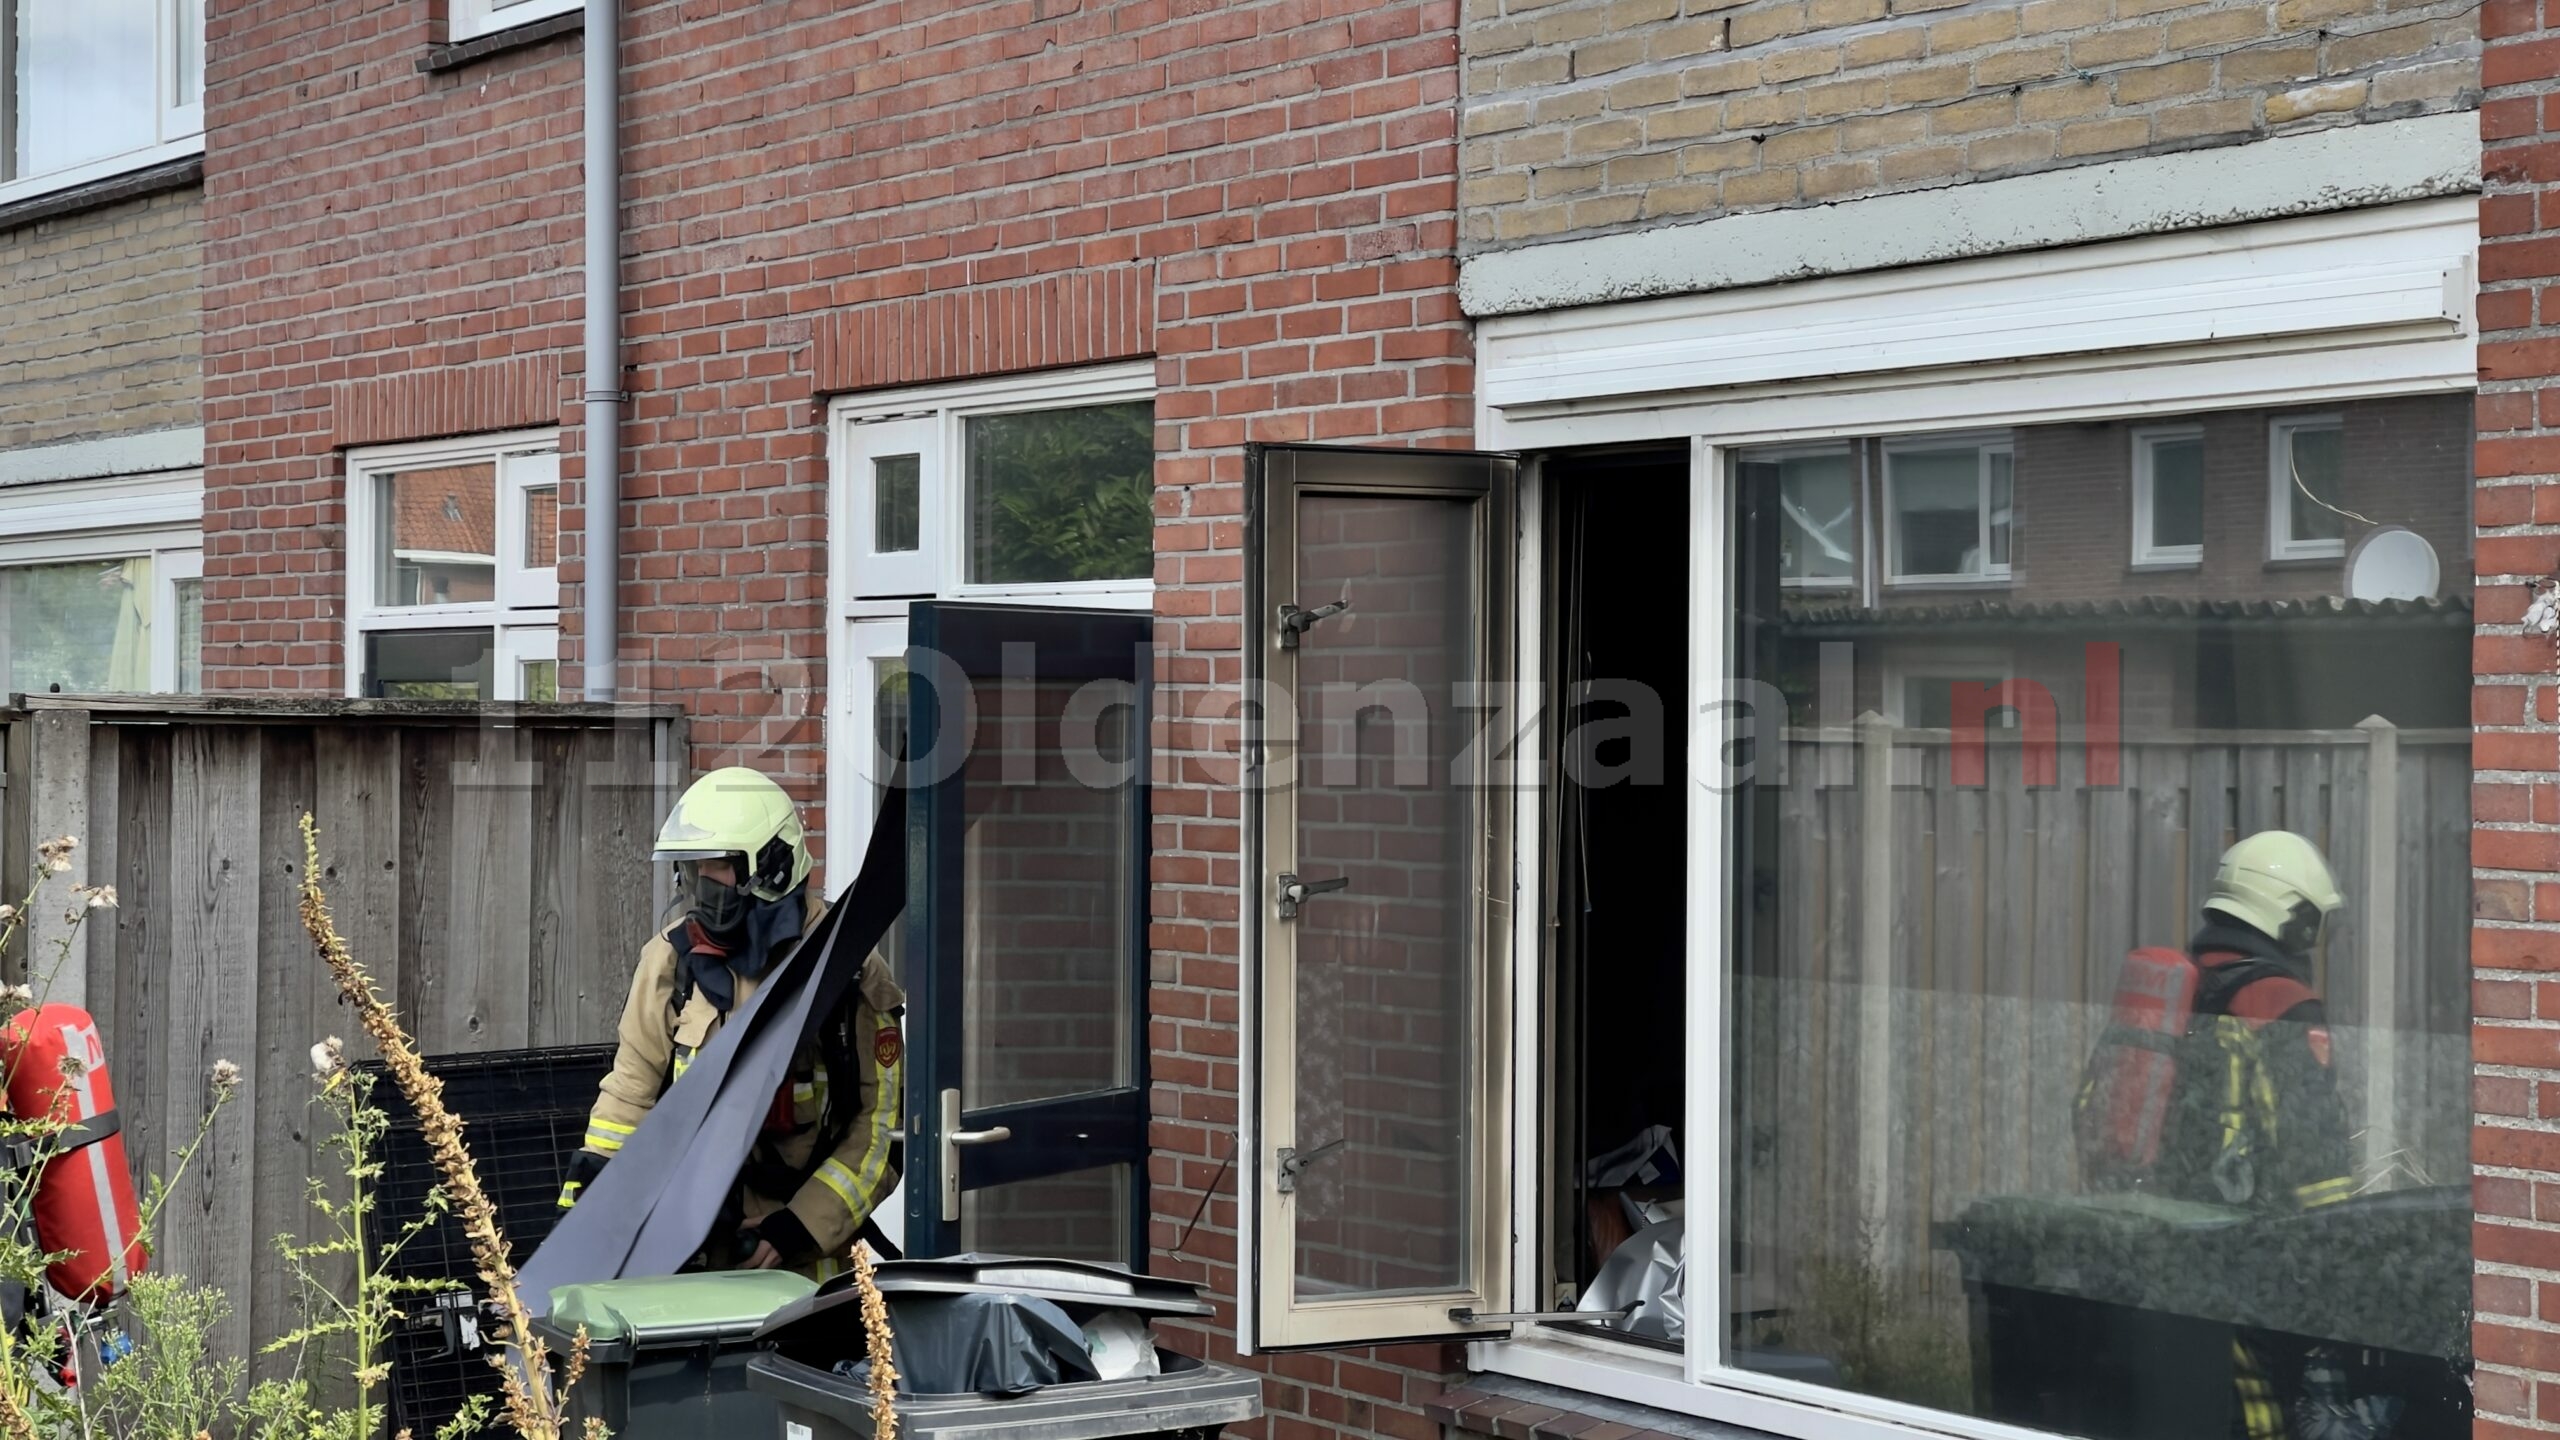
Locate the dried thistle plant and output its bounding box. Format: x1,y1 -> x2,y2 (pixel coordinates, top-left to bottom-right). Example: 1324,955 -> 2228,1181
298,813 -> 581,1440
852,1241 -> 899,1440
0,1378 -> 35,1440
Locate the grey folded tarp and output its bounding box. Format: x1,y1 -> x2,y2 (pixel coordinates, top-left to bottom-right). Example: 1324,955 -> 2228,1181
517,781 -> 907,1317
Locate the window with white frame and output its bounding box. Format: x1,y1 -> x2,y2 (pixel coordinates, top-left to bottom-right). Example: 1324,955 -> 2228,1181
825,363 -> 1155,843
1264,197 -> 2480,1440
0,468 -> 203,694
346,433 -> 559,701
2131,424 -> 2205,566
1883,433 -> 2012,584
2269,413 -> 2348,560
448,0 -> 581,45
2,0 -> 203,201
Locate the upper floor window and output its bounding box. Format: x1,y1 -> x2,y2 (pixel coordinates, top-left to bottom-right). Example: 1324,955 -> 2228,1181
2269,414 -> 2348,560
1736,445 -> 1856,590
2131,424 -> 2205,567
3,0 -> 203,201
1884,433 -> 2012,585
345,432 -> 559,701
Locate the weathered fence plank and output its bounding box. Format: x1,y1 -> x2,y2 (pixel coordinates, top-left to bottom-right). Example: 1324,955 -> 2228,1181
162,725 -> 263,1372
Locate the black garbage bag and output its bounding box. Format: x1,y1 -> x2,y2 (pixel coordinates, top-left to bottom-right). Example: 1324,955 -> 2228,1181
830,1292 -> 1100,1398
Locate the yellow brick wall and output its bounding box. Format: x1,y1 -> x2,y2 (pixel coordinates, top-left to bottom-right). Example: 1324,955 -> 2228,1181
1460,0 -> 2479,249
0,189 -> 203,447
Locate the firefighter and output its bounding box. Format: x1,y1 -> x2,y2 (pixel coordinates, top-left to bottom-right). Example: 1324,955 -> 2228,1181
2158,828 -> 2354,1216
2164,830 -> 2366,1440
558,766 -> 905,1276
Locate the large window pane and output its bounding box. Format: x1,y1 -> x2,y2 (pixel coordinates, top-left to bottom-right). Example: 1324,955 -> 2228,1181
958,680 -> 1135,1109
1289,492 -> 1478,1300
11,0 -> 159,179
1727,393 -> 2473,1439
375,463 -> 498,608
963,402 -> 1153,584
0,557 -> 153,694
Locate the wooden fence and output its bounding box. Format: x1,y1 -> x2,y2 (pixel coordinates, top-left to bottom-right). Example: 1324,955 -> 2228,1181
0,695 -> 684,1371
1733,719 -> 2472,1322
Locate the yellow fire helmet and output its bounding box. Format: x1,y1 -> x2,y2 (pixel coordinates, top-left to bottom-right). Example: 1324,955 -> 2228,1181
2203,829 -> 2344,955
652,766 -> 813,904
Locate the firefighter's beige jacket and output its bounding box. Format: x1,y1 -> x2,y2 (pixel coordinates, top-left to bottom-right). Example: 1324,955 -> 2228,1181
579,890 -> 907,1259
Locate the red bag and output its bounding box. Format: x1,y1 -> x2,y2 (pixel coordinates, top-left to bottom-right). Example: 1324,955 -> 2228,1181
0,1006 -> 146,1301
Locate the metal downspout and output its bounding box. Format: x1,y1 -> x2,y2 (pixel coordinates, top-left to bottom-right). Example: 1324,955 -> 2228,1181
581,0 -> 621,701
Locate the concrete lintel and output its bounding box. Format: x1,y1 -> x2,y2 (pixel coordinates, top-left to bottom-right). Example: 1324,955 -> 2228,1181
1458,113 -> 2483,318
0,428 -> 205,488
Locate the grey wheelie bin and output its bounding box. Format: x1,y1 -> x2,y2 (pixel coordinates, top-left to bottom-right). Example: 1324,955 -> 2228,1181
529,1270 -> 817,1438
746,1255 -> 1262,1440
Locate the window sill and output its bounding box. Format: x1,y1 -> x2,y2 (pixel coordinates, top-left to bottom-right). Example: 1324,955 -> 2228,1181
420,10 -> 583,73
1431,1375 -> 1776,1440
2128,558 -> 2203,573
0,154 -> 202,235
2263,554 -> 2345,571
1881,578 -> 2012,592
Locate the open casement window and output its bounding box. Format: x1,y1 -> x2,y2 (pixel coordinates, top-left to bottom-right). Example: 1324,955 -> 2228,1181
1248,444 -> 1518,1349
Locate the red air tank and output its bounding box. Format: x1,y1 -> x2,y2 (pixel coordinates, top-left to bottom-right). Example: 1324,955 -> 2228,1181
0,1006 -> 146,1301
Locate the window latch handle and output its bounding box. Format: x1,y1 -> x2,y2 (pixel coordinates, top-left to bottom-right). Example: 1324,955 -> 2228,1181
1275,1137 -> 1347,1193
1274,871 -> 1350,919
1275,599 -> 1351,649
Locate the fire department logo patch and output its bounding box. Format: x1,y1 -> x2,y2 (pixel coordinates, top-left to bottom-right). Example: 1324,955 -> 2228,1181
2306,1026 -> 2333,1067
874,1028 -> 903,1070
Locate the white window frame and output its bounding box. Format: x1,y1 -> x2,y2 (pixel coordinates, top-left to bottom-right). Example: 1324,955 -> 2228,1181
0,0 -> 204,205
2268,413 -> 2349,561
822,361 -> 1156,859
0,467 -> 203,694
154,545 -> 202,692
841,414 -> 942,600
1429,198 -> 2476,1440
1880,432 -> 2013,586
2130,423 -> 2205,567
448,0 -> 581,45
344,430 -> 560,702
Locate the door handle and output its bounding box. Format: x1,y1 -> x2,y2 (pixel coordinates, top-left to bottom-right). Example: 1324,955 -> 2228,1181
938,1088 -> 1012,1223
1274,872 -> 1350,920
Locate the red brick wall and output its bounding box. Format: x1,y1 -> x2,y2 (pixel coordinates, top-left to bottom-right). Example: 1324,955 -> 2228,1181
2477,1 -> 2560,1429
205,2 -> 1469,1436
